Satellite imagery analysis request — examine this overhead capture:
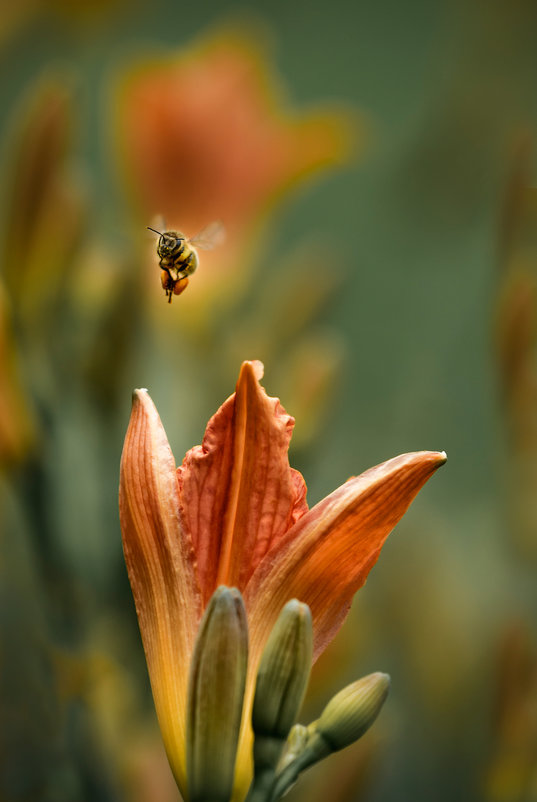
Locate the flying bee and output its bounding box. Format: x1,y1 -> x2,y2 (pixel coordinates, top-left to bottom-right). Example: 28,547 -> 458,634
147,221 -> 225,303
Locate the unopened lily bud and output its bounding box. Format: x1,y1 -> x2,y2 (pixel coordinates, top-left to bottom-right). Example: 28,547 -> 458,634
269,673 -> 390,802
186,586 -> 248,802
253,600 -> 312,763
316,672 -> 390,752
245,603 -> 312,802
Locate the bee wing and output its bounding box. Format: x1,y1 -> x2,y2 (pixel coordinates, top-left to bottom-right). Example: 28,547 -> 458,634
189,220 -> 226,250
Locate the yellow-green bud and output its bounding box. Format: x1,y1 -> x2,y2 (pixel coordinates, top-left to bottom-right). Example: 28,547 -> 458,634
186,586 -> 248,802
245,603 -> 312,802
316,672 -> 390,752
253,600 -> 313,743
268,673 -> 390,802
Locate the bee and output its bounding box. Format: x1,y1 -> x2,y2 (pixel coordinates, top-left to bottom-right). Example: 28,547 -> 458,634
147,221 -> 225,303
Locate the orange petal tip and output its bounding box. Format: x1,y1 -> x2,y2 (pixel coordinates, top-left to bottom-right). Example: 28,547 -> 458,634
405,449 -> 447,468
430,450 -> 447,467
238,360 -> 264,384
130,388 -> 153,415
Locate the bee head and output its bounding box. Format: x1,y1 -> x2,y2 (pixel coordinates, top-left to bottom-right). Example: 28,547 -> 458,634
159,233 -> 177,254
155,231 -> 185,258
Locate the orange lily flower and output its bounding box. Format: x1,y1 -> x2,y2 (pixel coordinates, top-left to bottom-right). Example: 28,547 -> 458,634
119,360 -> 445,800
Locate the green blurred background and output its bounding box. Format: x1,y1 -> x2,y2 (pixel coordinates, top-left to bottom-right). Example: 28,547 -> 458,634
1,0 -> 537,800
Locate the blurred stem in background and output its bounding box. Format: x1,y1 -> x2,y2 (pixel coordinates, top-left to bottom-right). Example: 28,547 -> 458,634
486,135 -> 537,801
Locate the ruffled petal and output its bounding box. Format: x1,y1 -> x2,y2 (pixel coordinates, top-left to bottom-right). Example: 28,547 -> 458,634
119,389 -> 202,797
178,361 -> 308,603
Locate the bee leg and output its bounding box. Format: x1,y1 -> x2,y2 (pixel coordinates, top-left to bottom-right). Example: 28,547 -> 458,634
161,268 -> 174,303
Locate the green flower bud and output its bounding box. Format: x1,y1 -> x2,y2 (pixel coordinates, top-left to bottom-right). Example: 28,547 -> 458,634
186,586 -> 248,802
269,673 -> 390,802
316,672 -> 390,752
246,602 -> 312,802
253,600 -> 313,746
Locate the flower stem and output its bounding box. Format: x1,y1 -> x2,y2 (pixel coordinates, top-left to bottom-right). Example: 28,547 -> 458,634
267,751 -> 313,802
245,768 -> 276,802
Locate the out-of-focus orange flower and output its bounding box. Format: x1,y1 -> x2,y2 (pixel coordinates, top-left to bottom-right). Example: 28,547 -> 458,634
114,32 -> 357,304
119,360 -> 445,801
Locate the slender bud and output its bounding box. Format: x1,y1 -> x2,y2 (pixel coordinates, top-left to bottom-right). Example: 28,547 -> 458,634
316,672 -> 391,752
253,600 -> 313,759
245,602 -> 313,802
186,586 -> 248,802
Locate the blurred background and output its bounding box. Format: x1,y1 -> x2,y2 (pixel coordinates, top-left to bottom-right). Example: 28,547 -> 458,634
1,0 -> 537,800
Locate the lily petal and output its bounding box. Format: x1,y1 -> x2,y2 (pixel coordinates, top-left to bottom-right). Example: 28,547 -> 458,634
119,389 -> 202,795
178,361 -> 308,604
228,450 -> 445,799
245,450 -> 447,662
